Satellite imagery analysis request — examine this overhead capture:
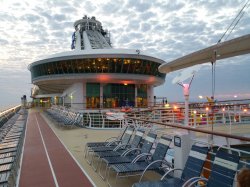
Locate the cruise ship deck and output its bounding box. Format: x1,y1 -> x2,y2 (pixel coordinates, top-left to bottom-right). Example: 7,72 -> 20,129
17,108 -> 166,187
7,104 -> 250,187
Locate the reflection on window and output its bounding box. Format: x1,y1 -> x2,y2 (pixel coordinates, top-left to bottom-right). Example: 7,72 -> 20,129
137,84 -> 147,107
86,83 -> 100,108
103,83 -> 135,108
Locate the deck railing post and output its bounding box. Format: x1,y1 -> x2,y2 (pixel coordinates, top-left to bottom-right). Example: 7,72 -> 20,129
193,110 -> 197,128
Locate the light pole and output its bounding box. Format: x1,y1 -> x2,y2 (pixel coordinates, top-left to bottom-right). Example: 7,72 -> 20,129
177,74 -> 194,126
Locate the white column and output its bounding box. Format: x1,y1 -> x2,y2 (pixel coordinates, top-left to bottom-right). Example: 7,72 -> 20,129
135,85 -> 138,107
82,82 -> 86,109
174,133 -> 192,178
100,83 -> 103,108
183,84 -> 190,126
147,85 -> 154,107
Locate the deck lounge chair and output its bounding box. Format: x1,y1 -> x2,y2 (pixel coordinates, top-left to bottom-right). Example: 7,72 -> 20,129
0,125 -> 25,187
84,125 -> 130,157
91,129 -> 145,171
94,129 -> 145,167
88,127 -> 134,153
183,148 -> 240,187
98,133 -> 159,180
86,127 -> 134,164
95,129 -> 145,158
107,135 -> 173,186
132,144 -> 209,187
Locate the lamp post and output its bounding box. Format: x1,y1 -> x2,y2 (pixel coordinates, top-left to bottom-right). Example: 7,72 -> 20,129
183,84 -> 190,126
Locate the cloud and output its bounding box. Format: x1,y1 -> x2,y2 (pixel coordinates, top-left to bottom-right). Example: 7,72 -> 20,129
0,39 -> 9,45
101,1 -> 124,14
21,14 -> 44,23
126,0 -> 151,12
140,23 -> 151,32
0,0 -> 250,105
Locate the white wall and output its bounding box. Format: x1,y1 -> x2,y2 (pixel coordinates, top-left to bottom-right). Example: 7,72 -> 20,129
148,85 -> 154,106
62,82 -> 84,110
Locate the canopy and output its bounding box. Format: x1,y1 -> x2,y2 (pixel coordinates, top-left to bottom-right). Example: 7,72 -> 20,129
159,34 -> 250,73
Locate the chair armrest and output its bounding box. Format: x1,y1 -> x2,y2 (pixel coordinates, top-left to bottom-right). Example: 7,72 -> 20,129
132,153 -> 152,163
105,137 -> 118,142
184,177 -> 208,187
113,144 -> 130,151
160,168 -> 184,180
122,148 -> 141,156
106,140 -> 121,146
139,160 -> 169,182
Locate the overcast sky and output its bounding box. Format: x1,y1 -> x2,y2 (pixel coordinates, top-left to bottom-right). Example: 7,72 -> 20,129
0,0 -> 249,108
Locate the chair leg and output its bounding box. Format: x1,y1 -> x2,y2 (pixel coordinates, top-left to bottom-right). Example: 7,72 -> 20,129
98,159 -> 108,180
106,166 -> 112,187
86,150 -> 93,165
96,156 -> 103,173
84,145 -> 87,158
91,154 -> 99,172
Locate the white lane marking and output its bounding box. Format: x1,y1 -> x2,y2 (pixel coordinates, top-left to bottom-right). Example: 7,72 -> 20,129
41,113 -> 96,187
16,111 -> 29,187
35,114 -> 59,187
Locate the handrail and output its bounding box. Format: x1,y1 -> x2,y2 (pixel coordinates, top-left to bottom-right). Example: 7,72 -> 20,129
0,105 -> 21,118
126,116 -> 250,142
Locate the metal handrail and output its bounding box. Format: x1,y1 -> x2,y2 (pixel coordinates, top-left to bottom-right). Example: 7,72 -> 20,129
126,116 -> 250,142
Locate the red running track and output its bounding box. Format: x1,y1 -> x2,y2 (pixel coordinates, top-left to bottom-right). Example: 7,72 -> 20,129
19,112 -> 93,187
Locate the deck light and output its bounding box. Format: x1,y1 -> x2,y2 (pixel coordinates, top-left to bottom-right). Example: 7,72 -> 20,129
173,105 -> 177,110
164,103 -> 170,108
243,108 -> 247,112
193,110 -> 197,114
198,95 -> 203,99
205,107 -> 209,111
222,108 -> 225,112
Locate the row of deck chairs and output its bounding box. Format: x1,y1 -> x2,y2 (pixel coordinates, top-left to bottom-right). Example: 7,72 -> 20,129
0,109 -> 27,187
132,145 -> 241,187
85,124 -> 244,187
84,125 -> 174,186
45,106 -> 82,128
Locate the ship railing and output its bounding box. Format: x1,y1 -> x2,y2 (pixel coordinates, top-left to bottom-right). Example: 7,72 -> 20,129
123,115 -> 250,187
0,105 -> 21,127
127,101 -> 250,128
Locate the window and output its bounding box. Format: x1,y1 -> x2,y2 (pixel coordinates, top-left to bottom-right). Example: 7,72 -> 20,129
137,84 -> 147,107
103,83 -> 135,108
86,83 -> 100,108
31,58 -> 166,80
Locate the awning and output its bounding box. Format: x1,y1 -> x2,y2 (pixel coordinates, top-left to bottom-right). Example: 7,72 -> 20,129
159,34 -> 250,73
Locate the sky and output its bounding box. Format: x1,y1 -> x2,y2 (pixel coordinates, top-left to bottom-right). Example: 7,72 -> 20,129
0,0 -> 250,108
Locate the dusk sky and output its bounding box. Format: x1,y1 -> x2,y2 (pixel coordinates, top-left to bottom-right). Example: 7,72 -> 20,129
0,0 -> 249,109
